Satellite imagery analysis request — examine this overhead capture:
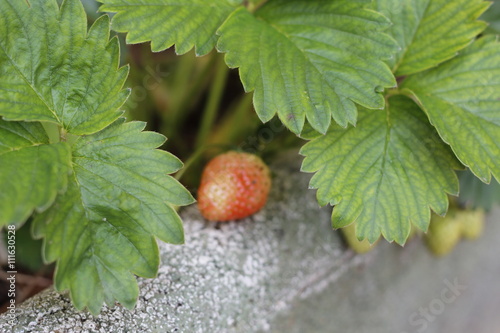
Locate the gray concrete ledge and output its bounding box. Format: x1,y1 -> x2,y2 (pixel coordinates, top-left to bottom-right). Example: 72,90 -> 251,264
1,151 -> 499,333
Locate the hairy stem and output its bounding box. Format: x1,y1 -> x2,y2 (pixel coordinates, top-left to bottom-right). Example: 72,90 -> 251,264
247,0 -> 268,12
195,54 -> 230,150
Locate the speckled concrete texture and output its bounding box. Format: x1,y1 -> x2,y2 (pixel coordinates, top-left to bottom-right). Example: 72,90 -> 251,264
0,151 -> 358,332
1,151 -> 499,333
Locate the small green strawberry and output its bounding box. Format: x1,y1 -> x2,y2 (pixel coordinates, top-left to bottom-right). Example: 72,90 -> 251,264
459,209 -> 485,240
340,223 -> 379,254
425,211 -> 462,256
198,152 -> 271,221
408,223 -> 421,240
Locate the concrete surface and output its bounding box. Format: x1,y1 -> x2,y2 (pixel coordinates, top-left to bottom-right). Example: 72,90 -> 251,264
0,151 -> 499,333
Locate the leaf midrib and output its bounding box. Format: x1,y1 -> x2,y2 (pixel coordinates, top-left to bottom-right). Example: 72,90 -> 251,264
254,15 -> 345,130
392,0 -> 431,74
66,174 -> 157,278
368,106 -> 394,240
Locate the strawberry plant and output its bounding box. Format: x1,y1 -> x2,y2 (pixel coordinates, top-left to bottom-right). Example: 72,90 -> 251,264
1,0 -> 499,314
0,0 -> 194,314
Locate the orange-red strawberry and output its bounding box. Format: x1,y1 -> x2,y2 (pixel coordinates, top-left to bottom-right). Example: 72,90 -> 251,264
198,152 -> 271,221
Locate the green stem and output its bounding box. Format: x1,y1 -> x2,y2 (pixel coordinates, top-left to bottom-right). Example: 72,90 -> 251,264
384,87 -> 419,104
232,92 -> 254,123
163,52 -> 217,143
57,126 -> 79,145
173,53 -> 217,126
59,127 -> 68,142
247,0 -> 268,12
206,92 -> 255,145
195,54 -> 229,150
162,52 -> 196,132
172,52 -> 196,101
175,143 -> 234,181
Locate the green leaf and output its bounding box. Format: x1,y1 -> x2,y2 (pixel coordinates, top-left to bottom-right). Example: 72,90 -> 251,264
0,0 -> 129,135
458,169 -> 500,211
98,0 -> 243,55
481,1 -> 500,35
375,0 -> 489,75
32,119 -> 195,315
402,36 -> 500,183
300,95 -> 461,245
0,119 -> 71,225
216,1 -> 398,134
0,118 -> 48,154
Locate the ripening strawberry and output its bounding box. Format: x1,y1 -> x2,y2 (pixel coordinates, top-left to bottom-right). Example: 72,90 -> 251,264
425,211 -> 462,256
340,223 -> 379,254
197,152 -> 271,221
459,209 -> 485,240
